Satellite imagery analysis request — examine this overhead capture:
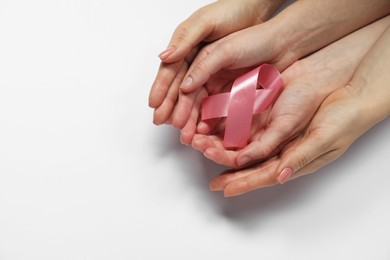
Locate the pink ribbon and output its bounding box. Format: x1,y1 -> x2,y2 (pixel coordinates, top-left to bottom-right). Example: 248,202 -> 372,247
201,64 -> 283,148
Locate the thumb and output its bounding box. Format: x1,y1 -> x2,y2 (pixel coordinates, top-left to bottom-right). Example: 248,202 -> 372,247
275,135 -> 327,184
179,41 -> 234,93
159,13 -> 213,63
235,123 -> 300,167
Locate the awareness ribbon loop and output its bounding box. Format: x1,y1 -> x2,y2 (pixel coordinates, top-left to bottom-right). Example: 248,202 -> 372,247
201,64 -> 283,148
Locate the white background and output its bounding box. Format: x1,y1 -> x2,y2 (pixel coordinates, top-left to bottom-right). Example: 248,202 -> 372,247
0,1 -> 390,259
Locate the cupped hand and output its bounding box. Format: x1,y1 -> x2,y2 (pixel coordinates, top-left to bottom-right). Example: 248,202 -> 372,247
168,0 -> 390,130
208,20 -> 390,197
189,17 -> 390,168
208,87 -> 371,197
149,0 -> 286,125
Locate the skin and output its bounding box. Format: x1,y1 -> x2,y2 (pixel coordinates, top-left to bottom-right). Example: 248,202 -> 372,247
190,16 -> 390,169
209,24 -> 390,197
151,0 -> 390,131
149,0 -> 286,124
148,0 -> 390,197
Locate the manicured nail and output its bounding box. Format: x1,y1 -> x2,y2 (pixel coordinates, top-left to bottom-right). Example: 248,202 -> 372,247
237,156 -> 251,167
203,151 -> 212,160
209,181 -> 223,191
277,168 -> 293,184
158,47 -> 176,60
180,76 -> 193,91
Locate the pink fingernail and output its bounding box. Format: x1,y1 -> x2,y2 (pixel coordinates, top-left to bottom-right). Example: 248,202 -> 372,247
237,156 -> 251,167
180,76 -> 193,90
158,47 -> 176,60
277,168 -> 292,184
209,181 -> 223,191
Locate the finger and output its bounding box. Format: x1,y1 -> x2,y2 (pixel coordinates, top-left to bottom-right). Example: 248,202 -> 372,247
159,9 -> 213,63
191,134 -> 215,153
196,119 -> 219,134
291,149 -> 344,180
172,65 -> 228,128
210,158 -> 278,192
180,41 -> 236,93
192,134 -> 238,168
149,60 -> 184,108
180,88 -> 208,145
236,122 -> 300,167
223,145 -> 342,197
222,159 -> 280,197
153,61 -> 188,125
172,88 -> 202,129
275,134 -> 330,184
204,147 -> 238,168
164,115 -> 173,125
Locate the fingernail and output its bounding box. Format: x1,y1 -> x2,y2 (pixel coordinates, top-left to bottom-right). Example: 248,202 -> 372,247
203,151 -> 211,160
237,156 -> 251,167
277,168 -> 293,184
180,76 -> 193,91
180,133 -> 190,146
209,181 -> 222,191
158,47 -> 176,60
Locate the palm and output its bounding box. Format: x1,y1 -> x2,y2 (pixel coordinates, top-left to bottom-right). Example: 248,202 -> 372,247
192,77 -> 320,168
191,60 -> 352,168
177,66 -> 257,144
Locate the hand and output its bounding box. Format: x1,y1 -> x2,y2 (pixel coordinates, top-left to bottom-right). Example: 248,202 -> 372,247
209,87 -> 370,197
149,0 -> 286,124
208,22 -> 390,197
190,16 -> 390,168
171,0 -> 390,130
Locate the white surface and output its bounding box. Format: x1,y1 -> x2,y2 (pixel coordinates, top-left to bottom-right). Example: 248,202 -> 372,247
0,1 -> 389,259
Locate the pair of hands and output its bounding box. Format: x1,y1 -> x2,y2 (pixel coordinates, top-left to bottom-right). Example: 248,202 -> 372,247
149,0 -> 390,196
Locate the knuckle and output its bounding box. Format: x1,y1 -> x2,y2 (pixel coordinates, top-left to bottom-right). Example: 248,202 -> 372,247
255,143 -> 274,159
344,81 -> 364,98
268,171 -> 279,185
218,42 -> 235,64
193,5 -> 214,26
294,150 -> 309,169
173,24 -> 191,44
200,44 -> 213,56
192,7 -> 207,21
308,130 -> 330,150
191,59 -> 210,79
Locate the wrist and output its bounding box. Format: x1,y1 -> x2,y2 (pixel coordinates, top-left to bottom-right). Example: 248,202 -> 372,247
271,1 -> 329,63
347,77 -> 390,127
237,0 -> 287,25
272,0 -> 390,64
257,0 -> 288,22
263,13 -> 302,69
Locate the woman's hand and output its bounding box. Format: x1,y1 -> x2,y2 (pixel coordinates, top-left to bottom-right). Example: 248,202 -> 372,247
209,23 -> 390,197
170,0 -> 390,129
149,0 -> 286,125
189,17 -> 390,169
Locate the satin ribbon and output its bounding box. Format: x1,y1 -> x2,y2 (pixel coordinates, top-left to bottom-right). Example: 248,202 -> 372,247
201,64 -> 283,148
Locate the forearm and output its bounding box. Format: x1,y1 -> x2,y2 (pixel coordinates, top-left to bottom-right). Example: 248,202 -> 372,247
349,24 -> 390,126
295,16 -> 390,91
272,0 -> 390,65
212,0 -> 287,29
